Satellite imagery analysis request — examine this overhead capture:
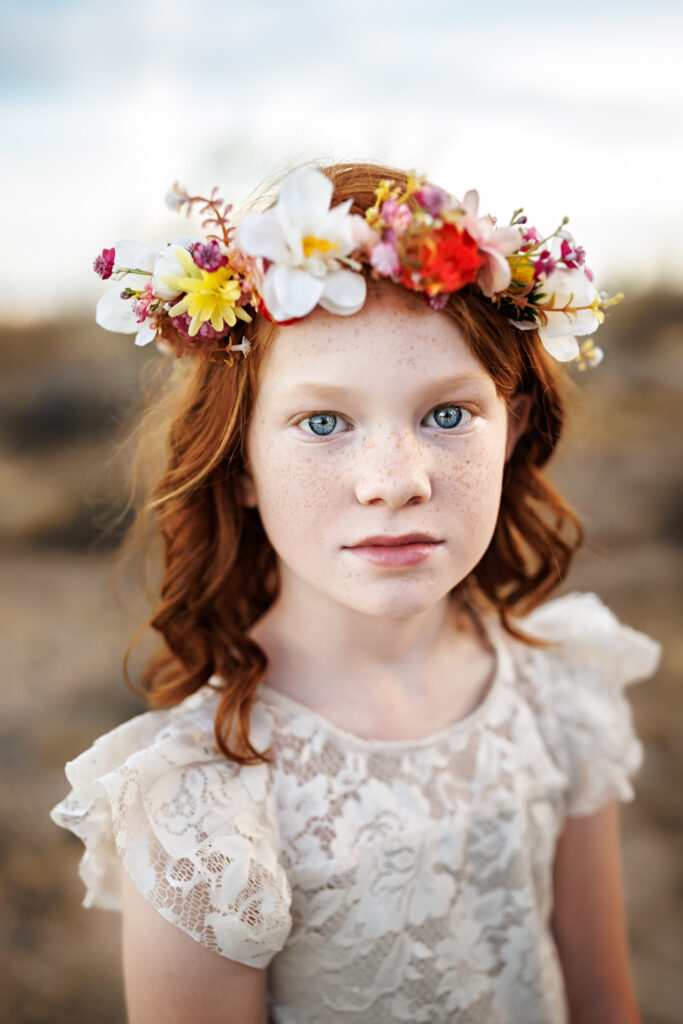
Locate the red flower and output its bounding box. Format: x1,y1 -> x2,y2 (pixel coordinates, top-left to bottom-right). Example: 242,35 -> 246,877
401,224 -> 483,297
93,247 -> 116,279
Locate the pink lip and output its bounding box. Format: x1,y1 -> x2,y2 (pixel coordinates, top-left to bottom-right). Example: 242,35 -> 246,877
345,540 -> 443,568
347,533 -> 439,547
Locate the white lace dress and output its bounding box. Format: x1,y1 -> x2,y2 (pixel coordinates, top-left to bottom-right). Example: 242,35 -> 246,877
50,591 -> 661,1023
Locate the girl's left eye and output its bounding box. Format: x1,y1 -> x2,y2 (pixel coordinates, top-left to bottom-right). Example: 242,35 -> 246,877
296,405 -> 473,437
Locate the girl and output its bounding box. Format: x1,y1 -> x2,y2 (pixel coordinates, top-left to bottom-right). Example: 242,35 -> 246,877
51,162 -> 661,1024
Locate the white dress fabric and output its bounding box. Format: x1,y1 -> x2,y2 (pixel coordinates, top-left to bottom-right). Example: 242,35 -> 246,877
50,591 -> 661,1023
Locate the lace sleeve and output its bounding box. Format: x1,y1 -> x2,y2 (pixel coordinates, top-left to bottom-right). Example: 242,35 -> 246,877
515,591 -> 662,818
50,691 -> 292,968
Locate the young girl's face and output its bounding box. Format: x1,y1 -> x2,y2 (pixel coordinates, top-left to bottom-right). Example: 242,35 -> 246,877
241,283 -> 529,621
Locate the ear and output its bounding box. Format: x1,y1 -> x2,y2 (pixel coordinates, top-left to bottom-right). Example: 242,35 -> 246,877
237,468 -> 258,509
505,393 -> 532,462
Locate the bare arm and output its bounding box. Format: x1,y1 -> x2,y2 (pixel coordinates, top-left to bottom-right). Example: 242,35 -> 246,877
121,866 -> 269,1024
551,800 -> 641,1024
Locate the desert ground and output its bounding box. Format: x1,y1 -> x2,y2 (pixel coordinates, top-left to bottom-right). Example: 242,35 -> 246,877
1,293 -> 681,1022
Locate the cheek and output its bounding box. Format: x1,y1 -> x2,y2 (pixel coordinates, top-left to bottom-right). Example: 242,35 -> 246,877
439,437 -> 506,527
250,437 -> 338,534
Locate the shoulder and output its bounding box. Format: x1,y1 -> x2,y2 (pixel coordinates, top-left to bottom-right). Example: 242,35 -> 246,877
50,683 -> 292,968
497,591 -> 662,818
500,590 -> 662,705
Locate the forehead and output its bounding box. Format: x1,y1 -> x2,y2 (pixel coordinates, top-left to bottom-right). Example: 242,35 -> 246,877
256,284 -> 492,398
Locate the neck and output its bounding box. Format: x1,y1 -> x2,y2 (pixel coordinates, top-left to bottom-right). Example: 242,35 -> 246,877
247,574 -> 478,707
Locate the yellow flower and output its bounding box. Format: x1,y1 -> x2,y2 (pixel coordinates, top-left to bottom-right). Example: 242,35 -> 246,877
573,337 -> 604,371
507,255 -> 535,286
163,247 -> 251,337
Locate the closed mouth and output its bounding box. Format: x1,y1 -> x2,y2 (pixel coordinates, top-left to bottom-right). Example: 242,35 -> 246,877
347,535 -> 441,548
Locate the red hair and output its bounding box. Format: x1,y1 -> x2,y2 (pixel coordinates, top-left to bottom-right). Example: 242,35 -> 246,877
122,161 -> 583,764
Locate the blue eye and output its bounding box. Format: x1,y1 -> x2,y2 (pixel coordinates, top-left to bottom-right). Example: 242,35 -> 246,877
300,413 -> 346,436
297,405 -> 473,437
428,405 -> 472,430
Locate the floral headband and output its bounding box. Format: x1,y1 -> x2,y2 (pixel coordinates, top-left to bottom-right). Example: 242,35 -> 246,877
94,166 -> 622,370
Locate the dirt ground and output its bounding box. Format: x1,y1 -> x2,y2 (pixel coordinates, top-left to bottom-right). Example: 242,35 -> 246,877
1,296 -> 681,1023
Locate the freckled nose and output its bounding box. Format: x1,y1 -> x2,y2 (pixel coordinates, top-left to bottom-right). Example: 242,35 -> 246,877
354,431 -> 432,507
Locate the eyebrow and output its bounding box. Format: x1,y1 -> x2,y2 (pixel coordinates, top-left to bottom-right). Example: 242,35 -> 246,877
279,373 -> 491,400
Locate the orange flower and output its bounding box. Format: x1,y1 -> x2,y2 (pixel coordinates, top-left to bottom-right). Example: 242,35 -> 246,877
401,224 -> 483,297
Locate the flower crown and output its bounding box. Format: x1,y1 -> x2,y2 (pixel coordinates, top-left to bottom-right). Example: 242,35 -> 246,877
94,166 -> 622,370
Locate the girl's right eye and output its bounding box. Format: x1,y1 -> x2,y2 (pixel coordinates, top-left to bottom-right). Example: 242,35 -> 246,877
297,412 -> 351,437
296,405 -> 473,437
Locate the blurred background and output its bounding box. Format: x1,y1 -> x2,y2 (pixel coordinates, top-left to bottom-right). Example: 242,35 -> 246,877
1,0 -> 682,1021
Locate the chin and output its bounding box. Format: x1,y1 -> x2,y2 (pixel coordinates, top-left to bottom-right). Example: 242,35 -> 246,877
333,583 -> 456,621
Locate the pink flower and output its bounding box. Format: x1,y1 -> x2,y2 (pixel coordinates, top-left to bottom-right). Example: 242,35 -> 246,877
370,241 -> 401,277
560,237 -> 586,269
380,199 -> 411,236
534,249 -> 557,278
192,240 -> 228,272
350,215 -> 379,253
131,283 -> 154,323
170,313 -> 229,341
522,226 -> 541,248
427,293 -> 449,311
93,247 -> 116,279
415,185 -> 449,217
458,190 -> 522,296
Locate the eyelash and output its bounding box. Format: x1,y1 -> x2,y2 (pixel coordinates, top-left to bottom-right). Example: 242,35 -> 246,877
295,404 -> 475,438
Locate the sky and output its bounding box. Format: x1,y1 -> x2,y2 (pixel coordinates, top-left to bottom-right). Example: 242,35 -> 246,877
2,0 -> 682,322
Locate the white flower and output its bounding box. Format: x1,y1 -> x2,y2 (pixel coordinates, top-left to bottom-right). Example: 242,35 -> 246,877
434,910 -> 498,1012
152,243 -> 192,300
458,190 -> 523,297
95,238 -> 195,346
95,240 -> 159,346
235,166 -> 367,322
165,183 -> 186,211
536,266 -> 603,362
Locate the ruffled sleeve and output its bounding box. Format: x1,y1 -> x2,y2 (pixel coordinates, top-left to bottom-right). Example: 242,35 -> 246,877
512,591 -> 662,818
49,686 -> 292,968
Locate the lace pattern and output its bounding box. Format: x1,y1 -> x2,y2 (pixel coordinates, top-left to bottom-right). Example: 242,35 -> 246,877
50,591 -> 661,1022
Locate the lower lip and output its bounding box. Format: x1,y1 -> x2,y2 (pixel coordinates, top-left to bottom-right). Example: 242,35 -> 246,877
345,542 -> 442,567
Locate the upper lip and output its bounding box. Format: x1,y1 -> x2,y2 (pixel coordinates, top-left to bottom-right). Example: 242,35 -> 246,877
346,533 -> 442,547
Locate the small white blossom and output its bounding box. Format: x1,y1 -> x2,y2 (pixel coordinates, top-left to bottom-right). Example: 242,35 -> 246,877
165,184 -> 186,211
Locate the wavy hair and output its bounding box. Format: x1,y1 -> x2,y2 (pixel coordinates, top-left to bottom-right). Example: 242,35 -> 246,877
122,161 -> 584,764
